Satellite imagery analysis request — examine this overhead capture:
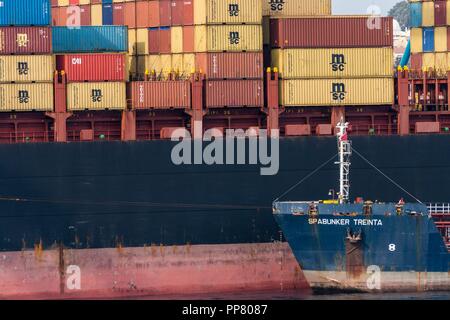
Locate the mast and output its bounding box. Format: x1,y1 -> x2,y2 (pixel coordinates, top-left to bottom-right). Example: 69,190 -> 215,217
335,118 -> 351,204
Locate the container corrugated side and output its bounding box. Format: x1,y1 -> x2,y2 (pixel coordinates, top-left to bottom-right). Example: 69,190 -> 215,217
272,48 -> 394,79
0,83 -> 53,112
128,81 -> 191,109
144,54 -> 195,79
0,27 -> 52,54
195,52 -> 263,79
270,17 -> 393,48
0,0 -> 51,26
281,78 -> 394,106
67,82 -> 126,111
0,55 -> 53,82
206,0 -> 262,24
195,25 -> 262,52
422,1 -> 434,27
262,0 -> 331,17
56,54 -> 126,82
205,80 -> 263,108
411,28 -> 423,53
52,26 -> 128,53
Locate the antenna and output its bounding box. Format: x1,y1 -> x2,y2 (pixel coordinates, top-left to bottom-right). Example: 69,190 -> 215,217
335,118 -> 351,204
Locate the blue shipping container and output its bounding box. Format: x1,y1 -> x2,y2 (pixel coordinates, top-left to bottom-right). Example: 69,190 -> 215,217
52,26 -> 128,53
422,27 -> 435,52
102,4 -> 113,25
0,0 -> 51,26
410,2 -> 422,28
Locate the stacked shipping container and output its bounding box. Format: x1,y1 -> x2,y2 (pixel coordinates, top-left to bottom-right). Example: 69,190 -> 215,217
0,0 -> 54,112
53,26 -> 128,111
410,0 -> 450,74
270,16 -> 394,106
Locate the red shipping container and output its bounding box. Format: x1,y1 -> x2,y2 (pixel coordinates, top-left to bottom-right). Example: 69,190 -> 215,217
183,26 -> 194,52
149,1 -> 160,27
182,0 -> 194,25
123,2 -> 136,28
128,81 -> 191,109
435,1 -> 447,26
51,0 -> 57,7
148,28 -> 160,54
56,54 -> 127,82
205,80 -> 264,108
113,4 -> 125,26
171,0 -> 183,26
136,1 -> 150,28
69,0 -> 79,5
270,17 -> 393,48
159,27 -> 172,53
410,53 -> 423,71
0,27 -> 52,54
160,0 -> 172,26
196,52 -> 263,79
79,5 -> 91,26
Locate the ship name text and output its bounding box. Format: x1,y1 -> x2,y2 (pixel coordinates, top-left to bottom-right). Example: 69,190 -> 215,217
308,218 -> 383,226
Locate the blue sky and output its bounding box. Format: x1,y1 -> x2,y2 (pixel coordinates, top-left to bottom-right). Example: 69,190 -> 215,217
333,0 -> 404,15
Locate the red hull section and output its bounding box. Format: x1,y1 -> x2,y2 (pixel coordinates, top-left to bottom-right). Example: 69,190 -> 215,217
0,243 -> 308,299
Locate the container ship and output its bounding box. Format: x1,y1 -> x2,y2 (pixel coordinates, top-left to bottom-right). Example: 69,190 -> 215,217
0,0 -> 448,298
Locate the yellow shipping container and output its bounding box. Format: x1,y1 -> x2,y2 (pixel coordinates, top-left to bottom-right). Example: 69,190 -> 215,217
67,82 -> 126,111
272,48 -> 393,79
262,0 -> 331,17
0,55 -> 53,82
144,54 -> 195,78
411,28 -> 423,53
195,25 -> 262,52
0,83 -> 53,112
206,0 -> 262,24
136,28 -> 149,55
448,0 -> 450,25
422,1 -> 434,27
435,27 -> 447,52
171,27 -> 183,54
91,4 -> 102,26
435,53 -> 447,74
281,78 -> 394,106
422,53 -> 435,72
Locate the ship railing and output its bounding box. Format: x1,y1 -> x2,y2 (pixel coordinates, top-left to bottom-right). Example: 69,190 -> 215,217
427,203 -> 450,215
0,131 -> 54,144
347,124 -> 397,136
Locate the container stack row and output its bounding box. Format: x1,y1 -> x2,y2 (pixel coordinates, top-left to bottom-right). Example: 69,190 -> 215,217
270,14 -> 395,106
0,0 -> 54,112
52,26 -> 128,111
410,0 -> 450,74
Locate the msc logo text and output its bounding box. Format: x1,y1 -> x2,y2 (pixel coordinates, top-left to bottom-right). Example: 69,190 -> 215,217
330,54 -> 346,72
18,90 -> 30,104
331,83 -> 346,102
228,4 -> 240,17
91,89 -> 103,103
269,0 -> 285,12
229,32 -> 240,45
17,62 -> 29,75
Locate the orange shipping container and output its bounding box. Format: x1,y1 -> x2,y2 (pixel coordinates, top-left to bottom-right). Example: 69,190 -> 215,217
128,81 -> 191,109
205,80 -> 263,108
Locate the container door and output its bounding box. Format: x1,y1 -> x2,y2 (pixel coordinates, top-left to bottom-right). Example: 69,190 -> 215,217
410,2 -> 422,27
423,27 -> 435,52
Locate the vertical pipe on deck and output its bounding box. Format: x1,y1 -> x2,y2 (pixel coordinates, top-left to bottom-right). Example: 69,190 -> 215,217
397,69 -> 410,136
266,68 -> 279,137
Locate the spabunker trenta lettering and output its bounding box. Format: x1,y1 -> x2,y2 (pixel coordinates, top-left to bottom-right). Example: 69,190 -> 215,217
308,218 -> 383,226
